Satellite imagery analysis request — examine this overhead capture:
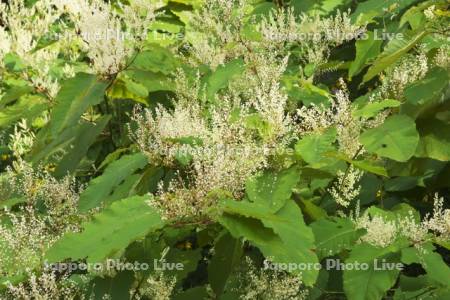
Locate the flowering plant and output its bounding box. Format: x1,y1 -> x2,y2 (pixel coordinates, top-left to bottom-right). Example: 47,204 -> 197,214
0,0 -> 449,299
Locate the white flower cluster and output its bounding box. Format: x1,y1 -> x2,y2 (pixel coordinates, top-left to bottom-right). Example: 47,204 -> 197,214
260,9 -> 365,65
328,165 -> 363,207
434,44 -> 450,69
297,83 -> 364,157
354,214 -> 398,248
0,26 -> 11,66
238,258 -> 308,300
423,194 -> 450,241
6,271 -> 84,300
136,271 -> 177,300
2,161 -> 82,233
0,0 -> 60,57
2,0 -> 160,79
187,0 -> 248,69
8,119 -> 36,158
259,8 -> 299,44
134,56 -> 292,220
352,194 -> 449,248
0,0 -> 64,97
424,5 -> 436,20
0,207 -> 54,277
59,0 -> 132,76
378,48 -> 429,100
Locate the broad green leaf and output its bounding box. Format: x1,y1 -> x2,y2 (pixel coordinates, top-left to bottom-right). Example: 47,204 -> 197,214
126,69 -> 174,92
245,166 -> 300,212
219,200 -> 319,286
85,270 -> 135,300
0,84 -> 34,108
208,233 -> 243,296
326,152 -> 388,177
311,217 -> 365,259
290,81 -> 331,106
78,153 -> 148,212
0,197 -> 27,209
352,160 -> 388,177
130,46 -> 180,74
98,148 -> 130,170
399,1 -> 430,29
349,31 -> 383,78
352,99 -> 401,119
165,248 -> 203,281
295,127 -> 337,167
395,274 -> 431,299
107,79 -> 147,104
401,67 -> 449,119
298,198 -> 328,221
28,121 -> 96,164
402,244 -> 450,288
415,118 -> 450,161
363,31 -> 427,82
0,95 -> 46,128
205,58 -> 245,99
360,115 -> 419,162
102,174 -> 142,206
49,73 -> 108,137
46,196 -> 164,263
343,243 -> 402,300
351,0 -> 417,25
53,115 -> 111,177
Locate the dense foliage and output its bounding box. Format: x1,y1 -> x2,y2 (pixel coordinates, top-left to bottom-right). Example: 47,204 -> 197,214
0,0 -> 449,299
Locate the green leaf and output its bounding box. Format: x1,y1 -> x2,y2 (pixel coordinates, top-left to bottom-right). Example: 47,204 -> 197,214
0,84 -> 34,108
130,46 -> 180,75
86,271 -> 135,300
0,197 -> 27,209
295,127 -> 337,167
326,152 -> 388,177
78,153 -> 148,212
298,198 -> 328,221
352,99 -> 401,119
351,0 -> 417,25
53,115 -> 111,177
0,95 -> 46,128
343,243 -> 401,300
400,67 -> 449,119
49,73 -> 108,137
415,118 -> 450,161
205,58 -> 245,100
311,217 -> 365,259
126,69 -> 174,92
245,166 -> 300,212
349,31 -> 383,78
29,121 -> 91,164
363,31 -> 427,82
46,196 -> 164,263
402,244 -> 450,287
102,174 -> 142,206
360,115 -> 419,162
399,2 -> 428,30
219,200 -> 319,286
208,233 -> 243,296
